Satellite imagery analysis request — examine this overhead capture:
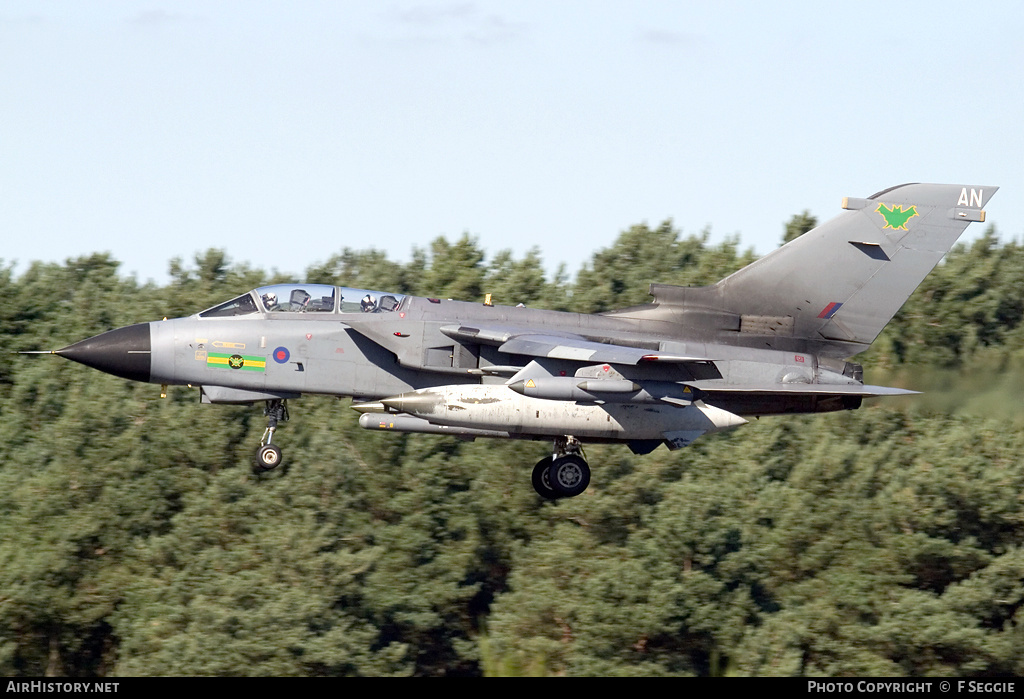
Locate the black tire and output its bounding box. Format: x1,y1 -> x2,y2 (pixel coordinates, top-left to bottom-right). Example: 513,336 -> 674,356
531,455 -> 559,499
255,443 -> 283,471
547,455 -> 590,498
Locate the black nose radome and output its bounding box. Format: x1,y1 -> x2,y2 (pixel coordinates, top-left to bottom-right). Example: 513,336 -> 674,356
56,323 -> 152,383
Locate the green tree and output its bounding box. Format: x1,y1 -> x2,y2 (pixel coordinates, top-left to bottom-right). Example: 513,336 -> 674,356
2,214 -> 1024,677
782,210 -> 817,245
571,222 -> 755,313
416,234 -> 487,301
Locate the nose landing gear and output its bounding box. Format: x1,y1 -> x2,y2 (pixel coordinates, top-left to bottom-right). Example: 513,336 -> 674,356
254,399 -> 288,471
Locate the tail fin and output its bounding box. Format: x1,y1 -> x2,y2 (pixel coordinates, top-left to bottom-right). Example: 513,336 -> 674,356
659,183 -> 997,354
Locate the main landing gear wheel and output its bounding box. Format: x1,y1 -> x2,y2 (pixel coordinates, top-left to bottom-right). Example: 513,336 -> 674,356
532,455 -> 558,500
548,454 -> 590,498
532,436 -> 592,499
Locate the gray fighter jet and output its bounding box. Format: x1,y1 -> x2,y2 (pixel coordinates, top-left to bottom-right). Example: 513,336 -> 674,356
43,183 -> 996,499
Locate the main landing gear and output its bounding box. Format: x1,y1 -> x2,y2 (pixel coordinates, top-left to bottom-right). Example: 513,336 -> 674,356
531,436 -> 591,500
254,399 -> 289,472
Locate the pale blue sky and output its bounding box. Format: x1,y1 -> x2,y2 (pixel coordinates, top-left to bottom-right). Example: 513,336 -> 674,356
2,1 -> 1021,285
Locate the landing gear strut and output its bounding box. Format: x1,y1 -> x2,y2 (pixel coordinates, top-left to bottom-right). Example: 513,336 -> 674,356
531,436 -> 591,499
254,399 -> 288,471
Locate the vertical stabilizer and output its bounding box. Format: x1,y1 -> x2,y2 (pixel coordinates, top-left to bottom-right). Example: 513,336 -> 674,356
714,183 -> 997,351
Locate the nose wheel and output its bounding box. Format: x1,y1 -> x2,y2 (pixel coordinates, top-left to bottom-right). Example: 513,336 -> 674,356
256,443 -> 282,470
254,399 -> 288,472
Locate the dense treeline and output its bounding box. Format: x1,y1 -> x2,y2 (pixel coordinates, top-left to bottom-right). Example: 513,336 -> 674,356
0,220 -> 1022,676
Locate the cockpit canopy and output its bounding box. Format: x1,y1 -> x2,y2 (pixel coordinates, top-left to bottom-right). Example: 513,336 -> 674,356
258,284 -> 336,313
199,284 -> 406,318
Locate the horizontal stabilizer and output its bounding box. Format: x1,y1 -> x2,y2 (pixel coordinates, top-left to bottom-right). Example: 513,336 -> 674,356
686,382 -> 917,397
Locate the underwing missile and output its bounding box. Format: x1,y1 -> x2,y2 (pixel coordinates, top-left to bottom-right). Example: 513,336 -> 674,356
357,412 -> 512,439
372,384 -> 745,441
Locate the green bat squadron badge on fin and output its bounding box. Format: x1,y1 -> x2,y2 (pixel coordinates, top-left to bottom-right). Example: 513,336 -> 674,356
876,203 -> 918,230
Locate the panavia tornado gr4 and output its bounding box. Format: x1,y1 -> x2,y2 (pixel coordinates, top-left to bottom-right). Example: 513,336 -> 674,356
41,183 -> 996,499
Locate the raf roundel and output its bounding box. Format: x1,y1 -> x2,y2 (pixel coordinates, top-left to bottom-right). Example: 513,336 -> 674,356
273,347 -> 290,364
